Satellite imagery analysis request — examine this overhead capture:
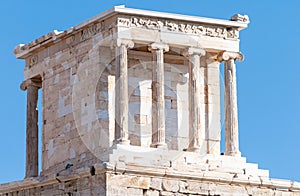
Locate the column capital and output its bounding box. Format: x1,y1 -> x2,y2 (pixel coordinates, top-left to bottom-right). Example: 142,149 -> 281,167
183,47 -> 206,57
20,78 -> 42,91
217,51 -> 244,62
114,38 -> 134,49
148,43 -> 169,52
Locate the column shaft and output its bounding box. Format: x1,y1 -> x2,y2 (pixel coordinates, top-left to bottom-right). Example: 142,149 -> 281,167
224,58 -> 241,156
218,51 -> 243,156
149,43 -> 169,148
21,79 -> 41,178
186,48 -> 206,152
115,39 -> 134,145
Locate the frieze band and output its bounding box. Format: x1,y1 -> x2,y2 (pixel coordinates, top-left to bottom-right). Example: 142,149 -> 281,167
81,23 -> 102,41
118,16 -> 239,39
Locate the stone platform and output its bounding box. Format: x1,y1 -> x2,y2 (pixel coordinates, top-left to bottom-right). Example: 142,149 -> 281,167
1,145 -> 300,195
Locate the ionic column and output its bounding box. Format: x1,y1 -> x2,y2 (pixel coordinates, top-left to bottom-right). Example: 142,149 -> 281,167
184,47 -> 206,152
218,51 -> 244,157
20,78 -> 42,178
149,43 -> 169,148
114,39 -> 134,145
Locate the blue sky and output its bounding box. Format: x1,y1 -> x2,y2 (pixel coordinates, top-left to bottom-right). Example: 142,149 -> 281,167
0,0 -> 299,183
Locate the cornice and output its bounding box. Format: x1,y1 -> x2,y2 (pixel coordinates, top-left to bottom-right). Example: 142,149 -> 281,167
13,5 -> 249,59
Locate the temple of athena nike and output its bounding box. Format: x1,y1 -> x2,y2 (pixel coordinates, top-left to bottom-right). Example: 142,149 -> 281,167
1,5 -> 299,196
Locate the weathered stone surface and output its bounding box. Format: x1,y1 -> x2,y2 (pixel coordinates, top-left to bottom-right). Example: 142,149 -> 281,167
107,174 -> 151,189
2,5 -> 299,196
127,187 -> 143,195
107,185 -> 127,196
0,172 -> 300,195
145,190 -> 159,196
150,177 -> 162,190
162,179 -> 179,192
149,43 -> 169,148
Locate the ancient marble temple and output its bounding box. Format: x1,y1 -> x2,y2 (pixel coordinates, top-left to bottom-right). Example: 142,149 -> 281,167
1,5 -> 299,195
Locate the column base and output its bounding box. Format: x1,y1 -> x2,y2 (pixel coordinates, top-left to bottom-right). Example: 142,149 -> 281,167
187,146 -> 201,153
150,143 -> 167,149
114,139 -> 130,145
224,151 -> 241,157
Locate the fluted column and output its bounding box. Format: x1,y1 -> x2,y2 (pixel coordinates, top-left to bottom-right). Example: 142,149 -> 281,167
218,51 -> 243,157
184,47 -> 206,152
20,78 -> 42,178
115,39 -> 134,145
149,43 -> 169,148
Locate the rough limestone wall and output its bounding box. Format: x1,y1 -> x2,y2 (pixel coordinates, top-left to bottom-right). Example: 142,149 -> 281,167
22,29 -> 114,176
40,36 -> 99,176
0,175 -> 106,196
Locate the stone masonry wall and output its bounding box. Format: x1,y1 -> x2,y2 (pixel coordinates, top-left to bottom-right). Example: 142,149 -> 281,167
18,11 -> 224,177
25,30 -> 219,175
127,55 -> 190,150
23,28 -> 222,177
1,171 -> 300,196
7,7 -> 300,196
21,15 -> 118,176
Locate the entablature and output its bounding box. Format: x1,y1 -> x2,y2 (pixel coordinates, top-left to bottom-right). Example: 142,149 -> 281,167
13,5 -> 249,60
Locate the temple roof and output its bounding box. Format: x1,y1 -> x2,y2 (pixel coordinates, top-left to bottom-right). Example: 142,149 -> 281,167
13,5 -> 249,59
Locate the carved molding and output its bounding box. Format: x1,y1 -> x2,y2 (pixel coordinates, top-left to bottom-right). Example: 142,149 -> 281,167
14,30 -> 62,55
118,16 -> 239,39
227,28 -> 239,39
66,35 -> 75,45
231,14 -> 250,23
20,79 -> 42,91
217,51 -> 244,62
114,38 -> 135,49
15,15 -> 242,57
148,43 -> 169,52
29,55 -> 38,66
183,47 -> 206,57
80,23 -> 102,41
14,14 -> 244,58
